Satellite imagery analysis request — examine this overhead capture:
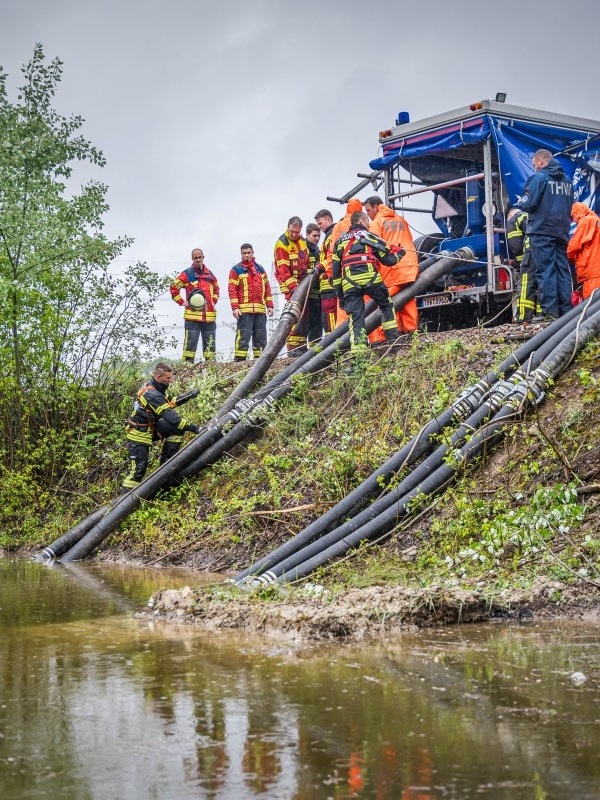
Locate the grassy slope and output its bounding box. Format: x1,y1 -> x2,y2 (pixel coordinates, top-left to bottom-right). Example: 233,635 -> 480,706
10,328 -> 600,596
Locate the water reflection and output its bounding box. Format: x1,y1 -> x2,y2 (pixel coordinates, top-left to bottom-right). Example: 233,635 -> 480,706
1,557 -> 599,799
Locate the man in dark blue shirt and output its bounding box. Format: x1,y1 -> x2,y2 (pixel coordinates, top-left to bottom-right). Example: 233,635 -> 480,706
516,149 -> 573,320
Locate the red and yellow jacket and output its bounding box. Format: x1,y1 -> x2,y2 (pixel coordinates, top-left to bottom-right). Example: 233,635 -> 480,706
273,233 -> 310,299
228,259 -> 274,314
319,222 -> 336,295
368,205 -> 418,289
170,264 -> 220,322
567,203 -> 600,285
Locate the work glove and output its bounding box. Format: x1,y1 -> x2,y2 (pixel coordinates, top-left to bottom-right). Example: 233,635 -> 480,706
336,293 -> 345,310
175,388 -> 200,406
390,245 -> 406,258
186,424 -> 201,435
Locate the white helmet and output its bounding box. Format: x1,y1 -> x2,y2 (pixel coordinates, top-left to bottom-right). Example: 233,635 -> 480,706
188,289 -> 206,310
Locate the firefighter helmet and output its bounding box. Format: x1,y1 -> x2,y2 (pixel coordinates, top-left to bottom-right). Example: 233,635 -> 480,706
187,289 -> 206,310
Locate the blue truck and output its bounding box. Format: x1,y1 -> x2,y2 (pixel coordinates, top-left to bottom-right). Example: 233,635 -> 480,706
329,98 -> 600,325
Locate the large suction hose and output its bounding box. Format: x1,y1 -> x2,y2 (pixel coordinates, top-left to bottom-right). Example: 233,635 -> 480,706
234,291 -> 600,583
274,307 -> 600,583
40,248 -> 477,562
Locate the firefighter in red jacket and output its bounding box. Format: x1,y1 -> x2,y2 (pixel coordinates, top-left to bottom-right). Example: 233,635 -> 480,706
314,208 -> 338,333
121,362 -> 200,493
228,243 -> 274,361
170,248 -> 220,362
273,216 -> 311,355
305,222 -> 325,344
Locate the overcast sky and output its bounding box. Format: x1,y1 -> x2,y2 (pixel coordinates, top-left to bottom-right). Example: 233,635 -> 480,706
2,0 -> 600,358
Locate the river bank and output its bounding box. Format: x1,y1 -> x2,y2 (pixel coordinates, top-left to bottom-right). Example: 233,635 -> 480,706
139,574 -> 600,641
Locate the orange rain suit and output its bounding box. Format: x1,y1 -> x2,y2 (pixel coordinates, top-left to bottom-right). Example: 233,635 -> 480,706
567,202 -> 600,299
368,204 -> 419,337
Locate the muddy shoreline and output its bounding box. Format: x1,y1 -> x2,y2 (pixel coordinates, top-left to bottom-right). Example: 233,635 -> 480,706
139,577 -> 600,642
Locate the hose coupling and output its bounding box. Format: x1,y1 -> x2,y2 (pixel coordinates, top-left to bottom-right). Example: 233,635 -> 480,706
452,381 -> 489,416
487,379 -> 515,411
246,571 -> 277,589
282,300 -> 301,320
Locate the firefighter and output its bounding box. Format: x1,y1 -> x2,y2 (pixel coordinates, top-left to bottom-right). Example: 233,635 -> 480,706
121,362 -> 200,494
228,243 -> 274,361
364,195 -> 419,335
332,211 -> 403,357
506,207 -> 538,323
515,149 -> 574,320
170,248 -> 220,362
305,222 -> 325,344
567,202 -> 600,299
330,198 -> 364,327
273,216 -> 311,356
314,208 -> 338,333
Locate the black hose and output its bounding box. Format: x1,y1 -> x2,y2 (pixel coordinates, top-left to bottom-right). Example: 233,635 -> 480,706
40,275 -> 315,562
32,504 -> 114,562
215,272 -> 318,417
180,250 -> 478,484
51,248 -> 478,562
233,291 -> 600,583
274,308 -> 600,583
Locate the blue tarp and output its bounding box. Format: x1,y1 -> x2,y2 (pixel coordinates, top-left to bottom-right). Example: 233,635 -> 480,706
369,113 -> 600,212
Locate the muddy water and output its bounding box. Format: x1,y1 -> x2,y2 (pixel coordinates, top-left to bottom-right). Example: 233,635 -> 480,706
1,558 -> 599,800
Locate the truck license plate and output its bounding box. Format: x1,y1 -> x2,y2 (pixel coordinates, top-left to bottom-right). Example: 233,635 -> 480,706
421,293 -> 453,308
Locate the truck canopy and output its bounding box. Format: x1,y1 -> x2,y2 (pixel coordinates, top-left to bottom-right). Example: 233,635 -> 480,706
370,100 -> 600,213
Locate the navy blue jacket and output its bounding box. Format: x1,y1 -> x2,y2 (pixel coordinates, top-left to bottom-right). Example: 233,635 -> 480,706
517,159 -> 573,242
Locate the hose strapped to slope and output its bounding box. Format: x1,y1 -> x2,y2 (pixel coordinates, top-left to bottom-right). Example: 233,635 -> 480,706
40,248 -> 476,562
273,305 -> 600,583
234,291 -> 600,583
39,273 -> 314,562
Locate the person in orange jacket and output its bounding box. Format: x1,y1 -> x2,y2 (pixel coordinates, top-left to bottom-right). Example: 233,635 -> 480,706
330,199 -> 363,327
364,196 -> 419,336
273,216 -> 311,355
170,248 -> 220,362
567,202 -> 600,299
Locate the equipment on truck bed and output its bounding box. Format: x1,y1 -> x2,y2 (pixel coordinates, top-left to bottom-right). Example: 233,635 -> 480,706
330,98 -> 600,327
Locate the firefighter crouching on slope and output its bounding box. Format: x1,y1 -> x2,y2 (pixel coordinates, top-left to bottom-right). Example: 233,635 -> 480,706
332,211 -> 404,360
228,243 -> 274,361
120,362 -> 201,494
363,195 -> 419,336
274,216 -> 311,356
170,248 -> 220,362
567,202 -> 600,299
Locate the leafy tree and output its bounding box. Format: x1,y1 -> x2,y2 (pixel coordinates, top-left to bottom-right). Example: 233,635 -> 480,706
0,44 -> 174,479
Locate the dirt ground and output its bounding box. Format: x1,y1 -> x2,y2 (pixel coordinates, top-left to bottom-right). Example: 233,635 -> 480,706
139,577 -> 600,642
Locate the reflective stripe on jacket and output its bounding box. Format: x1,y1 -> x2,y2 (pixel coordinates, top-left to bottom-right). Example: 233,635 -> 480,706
332,226 -> 399,296
170,265 -> 220,322
228,260 -> 274,314
274,233 -> 310,299
506,210 -> 530,265
126,379 -> 191,445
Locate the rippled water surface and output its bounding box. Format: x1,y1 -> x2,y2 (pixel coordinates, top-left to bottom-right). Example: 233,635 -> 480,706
1,557 -> 599,799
